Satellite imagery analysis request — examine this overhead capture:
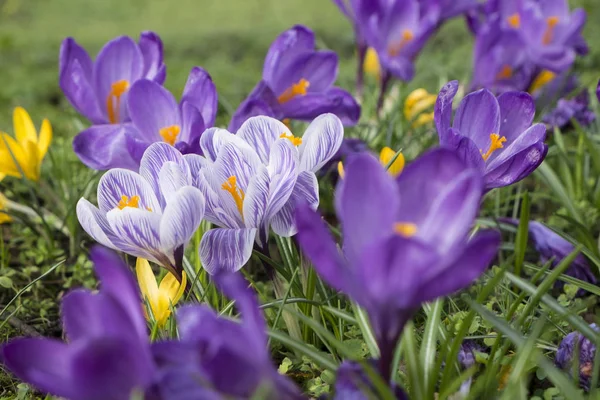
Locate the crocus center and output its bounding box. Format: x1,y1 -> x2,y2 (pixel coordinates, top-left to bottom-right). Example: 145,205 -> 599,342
278,79 -> 310,104
542,16 -> 559,45
507,13 -> 521,28
117,195 -> 140,210
496,65 -> 513,80
160,125 -> 181,146
280,133 -> 302,146
393,222 -> 417,237
481,133 -> 507,161
387,30 -> 414,57
529,70 -> 556,93
106,80 -> 130,124
221,176 -> 245,217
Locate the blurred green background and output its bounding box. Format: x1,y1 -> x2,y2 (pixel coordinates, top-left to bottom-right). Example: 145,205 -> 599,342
0,0 -> 598,134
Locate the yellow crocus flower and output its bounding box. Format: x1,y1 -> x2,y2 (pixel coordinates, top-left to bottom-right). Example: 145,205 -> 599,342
0,107 -> 52,181
136,258 -> 187,327
338,147 -> 405,178
404,88 -> 437,127
0,192 -> 11,224
528,70 -> 556,94
363,47 -> 381,81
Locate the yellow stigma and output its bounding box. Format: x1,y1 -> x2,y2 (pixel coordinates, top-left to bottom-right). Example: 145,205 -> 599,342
222,176 -> 245,217
379,147 -> 405,177
363,47 -> 381,80
117,195 -> 140,210
496,65 -> 513,80
278,79 -> 310,104
542,16 -> 559,45
160,125 -> 181,146
507,13 -> 521,28
106,80 -> 129,124
528,70 -> 556,93
393,222 -> 417,237
280,133 -> 302,146
387,30 -> 414,57
337,161 -> 345,179
481,133 -> 507,161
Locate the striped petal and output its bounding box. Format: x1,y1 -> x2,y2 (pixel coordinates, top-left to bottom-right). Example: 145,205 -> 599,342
236,116 -> 292,163
271,171 -> 318,236
106,207 -> 162,257
159,186 -> 205,253
98,168 -> 161,213
158,161 -> 192,204
76,198 -> 120,251
243,166 -> 269,233
139,142 -> 190,204
199,127 -> 236,162
199,228 -> 257,274
298,113 -> 344,172
264,139 -> 298,221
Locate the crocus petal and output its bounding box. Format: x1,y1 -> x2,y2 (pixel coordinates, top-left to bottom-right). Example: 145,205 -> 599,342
263,139 -> 298,221
181,67 -> 218,128
199,127 -> 250,162
59,38 -> 104,123
484,142 -> 548,189
440,128 -> 486,171
263,25 -> 316,85
178,102 -> 206,152
1,338 -> 77,399
106,207 -> 162,256
242,166 -> 269,234
158,161 -> 193,203
271,50 -> 338,95
37,119 -> 52,161
298,113 -> 344,173
486,123 -> 547,171
228,81 -> 280,132
13,107 -> 37,145
335,152 -> 398,260
279,88 -> 361,126
136,257 -> 160,311
271,171 -> 318,236
199,228 -> 257,274
73,124 -> 141,170
159,186 -> 205,253
236,116 -> 292,164
295,203 -> 348,293
139,31 -> 165,83
497,91 -> 536,142
411,230 -> 500,305
128,79 -> 180,142
380,55 -> 416,81
93,36 -> 144,122
453,89 -> 501,150
139,142 -> 190,204
435,80 -> 459,138
164,269 -> 186,305
97,168 -> 161,213
76,198 -> 120,251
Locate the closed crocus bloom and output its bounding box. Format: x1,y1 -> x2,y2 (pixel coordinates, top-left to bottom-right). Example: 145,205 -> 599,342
62,32 -> 166,170
363,47 -> 382,81
136,258 -> 187,327
192,114 -> 343,273
124,67 -> 217,164
542,90 -> 595,130
435,81 -> 547,190
296,148 -> 500,381
76,143 -> 205,280
0,192 -> 11,224
229,25 -> 360,131
555,324 -> 599,391
0,107 -> 52,181
1,247 -> 157,400
152,273 -> 304,399
339,147 -> 405,179
404,88 -> 436,126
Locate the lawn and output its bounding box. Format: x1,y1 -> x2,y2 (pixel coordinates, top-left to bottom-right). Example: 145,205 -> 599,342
2,0 -> 600,398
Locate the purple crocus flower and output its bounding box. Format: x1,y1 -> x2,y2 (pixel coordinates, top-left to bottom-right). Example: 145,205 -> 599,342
435,80 -> 548,191
191,114 -> 343,273
1,247 -> 156,400
332,360 -> 408,399
151,272 -> 303,399
295,148 -> 500,382
542,90 -> 595,130
501,219 -> 597,295
555,324 -> 599,391
229,25 -> 360,131
351,0 -> 441,82
76,143 -> 205,279
124,67 -> 218,163
61,32 -> 166,170
422,0 -> 479,22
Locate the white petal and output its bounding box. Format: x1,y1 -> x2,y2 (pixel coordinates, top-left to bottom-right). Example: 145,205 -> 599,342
271,171 -> 318,236
236,115 -> 292,163
159,186 -> 205,252
139,142 -> 190,202
97,168 -> 162,213
106,207 -> 162,255
158,161 -> 192,203
199,228 -> 257,274
299,113 -> 344,172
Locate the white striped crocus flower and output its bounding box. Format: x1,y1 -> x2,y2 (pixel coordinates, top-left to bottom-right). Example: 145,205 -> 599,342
77,142 -> 205,280
187,113 -> 344,274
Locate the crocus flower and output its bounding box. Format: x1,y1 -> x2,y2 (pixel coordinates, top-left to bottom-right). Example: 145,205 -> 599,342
76,142 -> 205,279
332,360 -> 408,400
542,90 -> 595,130
295,148 -> 500,381
501,219 -> 597,295
229,25 -> 360,131
457,341 -> 486,396
435,80 -> 547,190
404,88 -> 437,127
338,147 -> 405,178
124,67 -> 217,164
136,258 -> 187,327
0,192 -> 11,224
555,324 -> 599,391
151,272 -> 303,399
0,107 -> 52,181
62,32 -> 166,170
1,246 -> 156,400
191,114 -> 343,273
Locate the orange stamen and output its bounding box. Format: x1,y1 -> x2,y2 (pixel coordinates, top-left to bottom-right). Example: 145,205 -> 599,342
507,13 -> 521,28
117,195 -> 140,210
221,176 -> 245,218
542,16 -> 559,45
496,65 -> 513,80
393,222 -> 417,237
279,133 -> 302,146
159,125 -> 181,146
481,133 -> 507,161
106,80 -> 130,124
387,30 -> 414,57
278,79 -> 310,104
